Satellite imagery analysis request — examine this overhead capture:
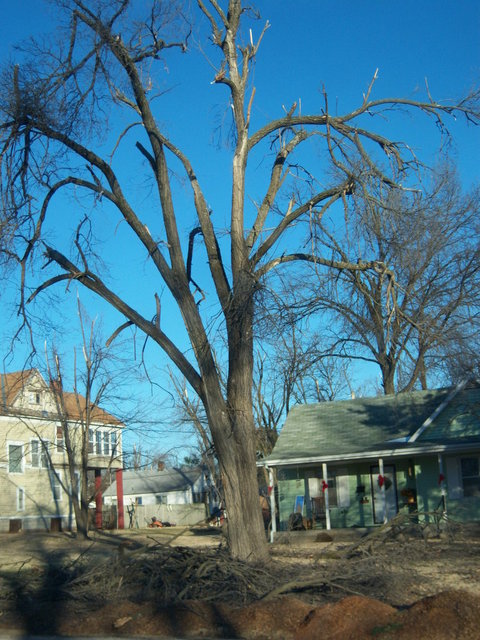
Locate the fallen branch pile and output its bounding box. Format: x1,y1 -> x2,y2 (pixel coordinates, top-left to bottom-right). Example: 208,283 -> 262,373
5,541 -> 277,608
1,517 -> 476,612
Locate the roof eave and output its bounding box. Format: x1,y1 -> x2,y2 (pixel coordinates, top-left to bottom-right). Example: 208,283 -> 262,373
260,441 -> 480,468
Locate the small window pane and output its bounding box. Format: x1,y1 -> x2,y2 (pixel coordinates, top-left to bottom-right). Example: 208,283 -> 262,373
95,431 -> 102,454
111,432 -> 117,454
103,432 -> 110,455
31,440 -> 39,468
88,429 -> 94,454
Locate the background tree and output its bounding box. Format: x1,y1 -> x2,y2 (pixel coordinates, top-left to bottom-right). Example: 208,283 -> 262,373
288,166 -> 480,394
1,0 -> 479,560
44,302 -> 124,538
253,319 -> 355,458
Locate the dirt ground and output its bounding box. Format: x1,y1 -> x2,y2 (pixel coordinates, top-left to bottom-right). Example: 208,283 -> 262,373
0,519 -> 479,639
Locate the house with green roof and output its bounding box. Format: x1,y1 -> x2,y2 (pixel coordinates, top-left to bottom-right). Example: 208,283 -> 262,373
260,381 -> 480,532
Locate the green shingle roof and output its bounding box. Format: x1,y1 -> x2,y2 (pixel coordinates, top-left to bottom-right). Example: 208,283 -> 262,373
265,385 -> 480,465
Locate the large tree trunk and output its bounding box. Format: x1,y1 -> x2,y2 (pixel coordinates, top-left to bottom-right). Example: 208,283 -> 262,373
214,409 -> 268,563
381,358 -> 396,395
206,279 -> 269,563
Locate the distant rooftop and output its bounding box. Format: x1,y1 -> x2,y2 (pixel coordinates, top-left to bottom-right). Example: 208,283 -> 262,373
104,467 -> 204,496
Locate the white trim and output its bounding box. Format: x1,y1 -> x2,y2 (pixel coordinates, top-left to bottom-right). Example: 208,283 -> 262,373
262,441 -> 480,468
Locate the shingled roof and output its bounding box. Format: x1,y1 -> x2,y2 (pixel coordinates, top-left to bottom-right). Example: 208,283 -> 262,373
264,383 -> 480,466
0,370 -> 35,406
0,369 -> 122,425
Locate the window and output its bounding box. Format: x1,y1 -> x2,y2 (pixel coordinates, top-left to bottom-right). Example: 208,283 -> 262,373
29,439 -> 49,468
155,494 -> 166,505
111,431 -> 117,455
50,470 -> 62,502
308,476 -> 338,507
56,426 -> 64,453
135,496 -> 142,505
29,391 -> 41,405
88,429 -> 94,454
17,487 -> 25,511
8,444 -> 23,473
461,458 -> 480,498
103,431 -> 110,456
31,440 -> 40,468
95,431 -> 102,455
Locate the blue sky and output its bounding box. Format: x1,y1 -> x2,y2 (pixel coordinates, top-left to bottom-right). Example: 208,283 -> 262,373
0,1 -> 479,455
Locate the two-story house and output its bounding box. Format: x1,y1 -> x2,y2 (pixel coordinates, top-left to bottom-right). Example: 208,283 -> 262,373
0,369 -> 124,532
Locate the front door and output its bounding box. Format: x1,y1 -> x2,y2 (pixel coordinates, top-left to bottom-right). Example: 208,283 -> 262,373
370,464 -> 398,524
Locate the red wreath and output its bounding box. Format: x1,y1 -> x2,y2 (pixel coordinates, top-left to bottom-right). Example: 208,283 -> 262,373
378,474 -> 385,488
438,473 -> 445,485
322,480 -> 329,492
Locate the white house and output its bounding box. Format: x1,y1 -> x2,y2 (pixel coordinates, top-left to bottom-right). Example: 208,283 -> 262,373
0,369 -> 124,532
103,467 -> 209,507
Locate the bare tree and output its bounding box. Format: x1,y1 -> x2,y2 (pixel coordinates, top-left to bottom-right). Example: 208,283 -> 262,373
253,322 -> 355,458
44,301 -> 124,538
1,1 -> 479,559
289,166 -> 480,394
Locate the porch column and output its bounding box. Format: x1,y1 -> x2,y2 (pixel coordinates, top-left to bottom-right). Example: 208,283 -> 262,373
378,457 -> 387,524
116,468 -> 125,530
268,466 -> 276,543
95,469 -> 103,529
322,462 -> 331,530
438,453 -> 447,514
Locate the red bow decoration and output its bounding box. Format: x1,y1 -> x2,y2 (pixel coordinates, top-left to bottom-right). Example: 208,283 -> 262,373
322,480 -> 329,492
378,474 -> 385,488
438,473 -> 445,485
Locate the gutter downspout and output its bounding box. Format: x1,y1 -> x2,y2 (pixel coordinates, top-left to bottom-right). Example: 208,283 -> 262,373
267,466 -> 276,543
